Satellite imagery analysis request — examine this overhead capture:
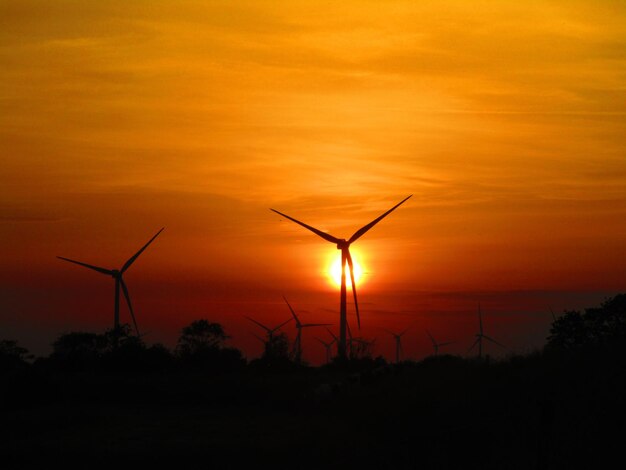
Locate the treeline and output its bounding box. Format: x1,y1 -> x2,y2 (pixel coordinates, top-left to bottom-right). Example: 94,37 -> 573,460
1,320 -> 249,376
2,293 -> 625,376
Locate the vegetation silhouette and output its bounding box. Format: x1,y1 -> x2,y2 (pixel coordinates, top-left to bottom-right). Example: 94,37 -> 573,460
176,319 -> 244,372
547,293 -> 626,351
0,339 -> 33,369
1,295 -> 624,468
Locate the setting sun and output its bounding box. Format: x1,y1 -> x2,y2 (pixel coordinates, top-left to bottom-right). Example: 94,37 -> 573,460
327,252 -> 364,288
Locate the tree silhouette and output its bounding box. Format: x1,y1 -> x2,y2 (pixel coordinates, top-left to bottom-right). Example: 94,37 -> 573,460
547,294 -> 626,351
50,331 -> 106,370
176,319 -> 243,370
176,319 -> 229,355
0,339 -> 32,369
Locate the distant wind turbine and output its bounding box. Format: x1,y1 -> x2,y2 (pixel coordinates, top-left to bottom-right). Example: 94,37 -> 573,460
426,329 -> 454,356
57,228 -> 164,336
326,327 -> 340,357
315,337 -> 336,364
283,296 -> 331,364
383,328 -> 410,363
270,195 -> 412,360
245,316 -> 292,343
549,306 -> 557,322
347,323 -> 375,359
467,304 -> 505,359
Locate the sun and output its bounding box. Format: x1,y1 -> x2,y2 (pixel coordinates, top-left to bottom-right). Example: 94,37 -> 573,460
327,251 -> 364,288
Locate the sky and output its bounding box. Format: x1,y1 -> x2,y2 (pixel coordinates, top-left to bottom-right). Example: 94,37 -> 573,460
1,0 -> 625,362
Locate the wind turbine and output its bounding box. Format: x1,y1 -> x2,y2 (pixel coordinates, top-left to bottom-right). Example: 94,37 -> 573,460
326,327 -> 340,357
316,337 -> 336,364
283,296 -> 331,364
57,228 -> 164,336
349,336 -> 376,360
245,316 -> 292,343
549,306 -> 557,322
271,195 -> 412,360
347,323 -> 375,359
383,328 -> 410,363
467,304 -> 505,359
426,329 -> 454,356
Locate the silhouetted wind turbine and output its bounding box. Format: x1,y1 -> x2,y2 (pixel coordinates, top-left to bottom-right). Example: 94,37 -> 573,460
271,195 -> 412,360
283,296 -> 331,364
326,327 -> 340,357
251,332 -> 266,344
316,337 -> 336,364
57,228 -> 164,336
467,304 -> 505,359
549,306 -> 557,322
245,315 -> 292,343
426,329 -> 454,356
383,328 -> 410,363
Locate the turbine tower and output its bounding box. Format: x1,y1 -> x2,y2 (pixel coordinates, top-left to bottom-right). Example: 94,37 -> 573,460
383,328 -> 409,363
270,195 -> 411,360
426,329 -> 454,356
57,228 -> 164,336
467,304 -> 505,359
283,296 -> 331,364
315,337 -> 336,364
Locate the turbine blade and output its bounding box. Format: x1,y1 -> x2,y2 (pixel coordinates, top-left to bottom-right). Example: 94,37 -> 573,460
483,335 -> 506,348
399,327 -> 410,336
57,257 -> 112,276
346,250 -> 361,329
121,227 -> 164,273
440,341 -> 455,347
120,278 -> 140,336
347,195 -> 412,244
272,317 -> 293,332
325,328 -> 338,342
245,316 -> 271,333
549,306 -> 556,321
301,323 -> 333,328
467,338 -> 480,353
270,209 -> 341,244
426,329 -> 436,346
283,296 -> 301,326
251,333 -> 265,344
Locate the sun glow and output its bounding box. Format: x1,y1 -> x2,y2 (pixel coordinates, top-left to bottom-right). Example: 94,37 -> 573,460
327,251 -> 364,288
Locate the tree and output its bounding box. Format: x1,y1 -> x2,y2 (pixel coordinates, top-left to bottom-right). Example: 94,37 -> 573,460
547,294 -> 626,351
176,320 -> 229,356
260,332 -> 288,361
50,331 -> 106,367
0,339 -> 33,369
176,319 -> 243,370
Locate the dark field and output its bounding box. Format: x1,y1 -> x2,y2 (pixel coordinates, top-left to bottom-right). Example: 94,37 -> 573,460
2,351 -> 624,469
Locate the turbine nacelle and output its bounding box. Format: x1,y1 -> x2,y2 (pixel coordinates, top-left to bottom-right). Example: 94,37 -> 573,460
336,240 -> 349,250
111,270 -> 121,279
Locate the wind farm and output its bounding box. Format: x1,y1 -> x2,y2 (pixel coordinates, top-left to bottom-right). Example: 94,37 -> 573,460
467,305 -> 506,359
2,0 -> 625,467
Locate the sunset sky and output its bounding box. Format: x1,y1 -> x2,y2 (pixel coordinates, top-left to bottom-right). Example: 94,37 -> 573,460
1,1 -> 625,362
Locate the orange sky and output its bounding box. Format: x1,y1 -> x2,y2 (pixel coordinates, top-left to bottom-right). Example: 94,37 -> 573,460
1,1 -> 625,361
